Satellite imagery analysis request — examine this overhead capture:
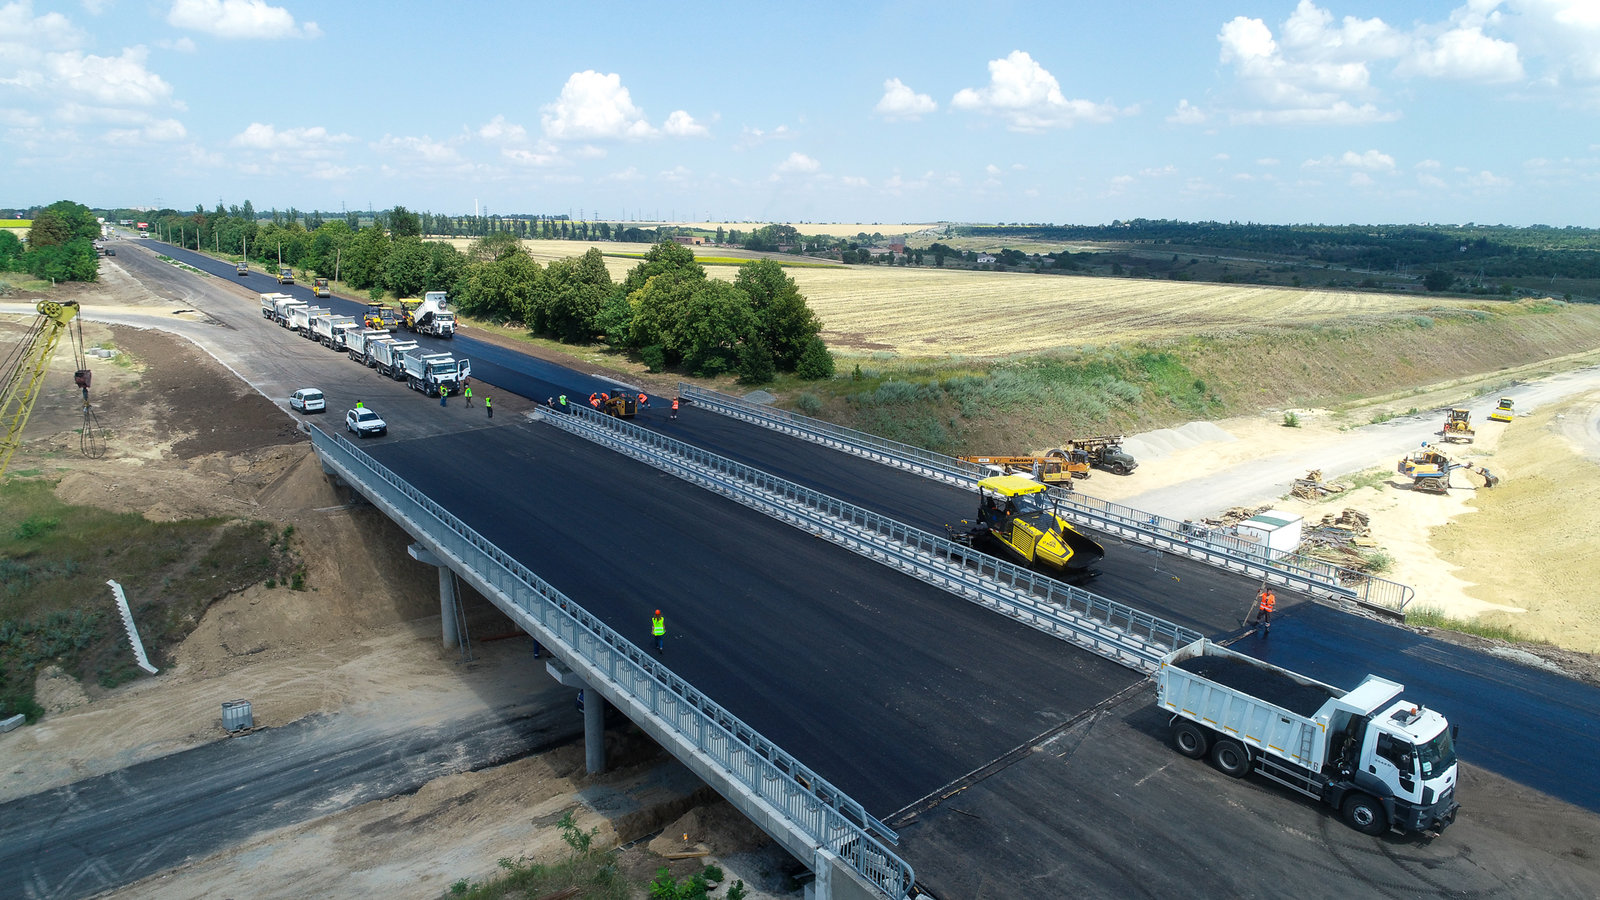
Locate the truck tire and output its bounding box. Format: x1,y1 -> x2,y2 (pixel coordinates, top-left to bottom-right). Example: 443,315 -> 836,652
1171,721 -> 1208,759
1342,794 -> 1389,836
1113,462 -> 1130,475
1210,738 -> 1251,778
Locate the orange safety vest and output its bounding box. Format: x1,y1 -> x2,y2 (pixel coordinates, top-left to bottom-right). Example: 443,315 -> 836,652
638,393 -> 647,404
671,399 -> 680,411
1258,591 -> 1276,613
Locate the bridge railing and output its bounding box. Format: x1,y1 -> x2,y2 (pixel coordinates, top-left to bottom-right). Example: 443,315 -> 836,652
547,407 -> 1203,671
310,427 -> 913,898
679,385 -> 1413,615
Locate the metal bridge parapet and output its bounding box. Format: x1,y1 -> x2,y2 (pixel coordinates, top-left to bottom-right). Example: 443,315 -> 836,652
308,427 -> 913,899
678,385 -> 1415,617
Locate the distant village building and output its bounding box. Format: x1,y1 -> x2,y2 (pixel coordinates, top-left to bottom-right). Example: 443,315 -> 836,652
976,254 -> 997,264
671,235 -> 705,245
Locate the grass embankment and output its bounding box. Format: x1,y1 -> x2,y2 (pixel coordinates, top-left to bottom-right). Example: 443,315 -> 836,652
0,479 -> 296,720
603,252 -> 841,269
776,299 -> 1600,454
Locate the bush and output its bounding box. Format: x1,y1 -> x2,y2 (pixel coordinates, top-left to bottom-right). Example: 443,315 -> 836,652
793,393 -> 822,415
640,344 -> 667,373
795,337 -> 835,380
1283,411 -> 1301,428
736,340 -> 776,385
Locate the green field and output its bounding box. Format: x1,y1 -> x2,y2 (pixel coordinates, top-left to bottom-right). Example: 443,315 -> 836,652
0,219 -> 31,228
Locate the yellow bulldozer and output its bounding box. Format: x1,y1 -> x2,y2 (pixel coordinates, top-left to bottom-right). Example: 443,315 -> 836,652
947,475 -> 1105,578
1397,444 -> 1499,494
1438,408 -> 1475,443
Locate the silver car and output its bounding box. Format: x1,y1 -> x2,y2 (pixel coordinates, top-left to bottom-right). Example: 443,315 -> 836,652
345,407 -> 387,437
289,388 -> 325,414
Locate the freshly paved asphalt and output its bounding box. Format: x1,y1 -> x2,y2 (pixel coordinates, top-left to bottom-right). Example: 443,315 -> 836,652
43,237 -> 1598,899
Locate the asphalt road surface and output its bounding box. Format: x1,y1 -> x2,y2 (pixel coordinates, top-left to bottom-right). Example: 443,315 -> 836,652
15,237 -> 1596,899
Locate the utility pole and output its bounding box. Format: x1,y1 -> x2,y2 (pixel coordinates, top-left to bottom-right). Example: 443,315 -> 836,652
334,247 -> 341,284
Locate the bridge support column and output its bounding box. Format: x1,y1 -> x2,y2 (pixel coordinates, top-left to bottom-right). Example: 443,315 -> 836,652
407,544 -> 458,649
546,659 -> 606,774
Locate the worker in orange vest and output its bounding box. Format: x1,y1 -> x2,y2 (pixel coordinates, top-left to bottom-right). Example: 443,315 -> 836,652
1255,587 -> 1276,636
638,391 -> 648,408
670,397 -> 679,420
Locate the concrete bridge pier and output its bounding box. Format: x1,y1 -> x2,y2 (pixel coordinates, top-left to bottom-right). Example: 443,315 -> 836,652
545,659 -> 606,774
407,544 -> 459,649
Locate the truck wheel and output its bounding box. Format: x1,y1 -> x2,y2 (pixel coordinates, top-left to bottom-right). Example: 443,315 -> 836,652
1342,794 -> 1388,836
1210,738 -> 1251,778
1171,721 -> 1208,759
1113,463 -> 1129,475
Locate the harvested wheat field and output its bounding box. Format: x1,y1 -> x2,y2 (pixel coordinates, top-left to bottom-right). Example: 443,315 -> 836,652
778,267 -> 1486,356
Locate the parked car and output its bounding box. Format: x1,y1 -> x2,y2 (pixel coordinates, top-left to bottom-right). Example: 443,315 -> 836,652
346,407 -> 387,437
104,247 -> 115,256
289,388 -> 325,413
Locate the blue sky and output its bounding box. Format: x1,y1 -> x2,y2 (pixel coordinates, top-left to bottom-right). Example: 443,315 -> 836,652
3,0 -> 1598,226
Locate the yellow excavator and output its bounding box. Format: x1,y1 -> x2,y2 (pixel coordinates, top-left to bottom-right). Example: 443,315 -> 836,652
948,475 -> 1105,578
1397,444 -> 1498,494
2,300 -> 104,478
1438,408 -> 1475,443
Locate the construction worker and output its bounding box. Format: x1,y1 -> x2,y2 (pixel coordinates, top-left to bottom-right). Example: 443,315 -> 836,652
356,400 -> 364,409
558,394 -> 568,412
670,397 -> 679,420
463,384 -> 472,407
589,393 -> 600,410
638,391 -> 648,408
485,395 -> 492,418
439,383 -> 447,407
1255,586 -> 1276,636
651,609 -> 665,653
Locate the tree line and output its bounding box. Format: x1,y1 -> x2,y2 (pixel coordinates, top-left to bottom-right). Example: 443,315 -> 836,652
134,202 -> 832,384
1,201 -> 102,282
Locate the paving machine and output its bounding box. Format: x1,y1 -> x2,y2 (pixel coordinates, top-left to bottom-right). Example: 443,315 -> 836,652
948,475 -> 1105,578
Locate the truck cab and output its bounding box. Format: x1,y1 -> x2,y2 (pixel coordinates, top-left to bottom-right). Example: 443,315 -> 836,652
277,266 -> 295,284
1330,696 -> 1458,834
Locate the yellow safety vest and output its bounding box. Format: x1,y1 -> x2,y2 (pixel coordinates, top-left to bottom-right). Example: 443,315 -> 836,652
651,616 -> 665,636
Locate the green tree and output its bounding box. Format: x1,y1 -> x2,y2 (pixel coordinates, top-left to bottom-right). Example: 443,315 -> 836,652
27,200 -> 100,247
467,231 -> 522,262
425,241 -> 465,292
671,279 -> 756,376
384,237 -> 431,298
343,224 -> 392,290
454,248 -> 541,321
1423,269 -> 1455,292
539,248 -> 617,343
795,336 -> 835,380
26,240 -> 99,282
389,205 -> 421,239
733,259 -> 821,371
619,239 -> 704,299
0,231 -> 24,271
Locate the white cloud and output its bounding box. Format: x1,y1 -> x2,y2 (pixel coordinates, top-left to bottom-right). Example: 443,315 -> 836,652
1467,169 -> 1513,188
951,50 -> 1123,130
604,166 -> 643,182
158,36 -> 197,52
1418,172 -> 1448,188
46,46 -> 173,107
735,124 -> 793,149
230,122 -> 353,148
1304,149 -> 1396,171
541,70 -> 655,141
1348,171 -> 1375,187
1219,8 -> 1394,122
372,133 -> 465,170
1167,98 -> 1207,124
0,1 -> 84,63
775,151 -> 819,174
503,146 -> 561,166
840,175 -> 869,188
1399,25 -> 1523,82
1416,158 -> 1442,169
985,163 -> 1001,176
1503,0 -> 1600,83
662,109 -> 708,137
167,0 -> 320,40
1257,157 -> 1279,165
478,114 -> 527,143
875,77 -> 936,120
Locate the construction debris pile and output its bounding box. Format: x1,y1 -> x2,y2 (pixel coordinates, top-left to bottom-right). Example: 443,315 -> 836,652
1291,469 -> 1349,500
1300,508 -> 1381,570
1210,504 -> 1273,528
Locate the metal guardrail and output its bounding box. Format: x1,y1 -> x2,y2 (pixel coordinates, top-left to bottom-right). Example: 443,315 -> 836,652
543,407 -> 1202,672
679,385 -> 1415,615
309,427 -> 913,898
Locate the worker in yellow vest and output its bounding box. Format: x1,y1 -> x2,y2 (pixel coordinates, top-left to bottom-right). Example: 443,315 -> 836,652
651,609 -> 665,653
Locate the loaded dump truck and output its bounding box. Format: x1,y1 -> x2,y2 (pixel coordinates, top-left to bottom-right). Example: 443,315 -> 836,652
401,347 -> 469,395
370,338 -> 417,380
1158,639 -> 1459,836
273,296 -> 307,327
259,292 -> 293,319
345,329 -> 390,366
311,313 -> 358,350
288,305 -> 328,336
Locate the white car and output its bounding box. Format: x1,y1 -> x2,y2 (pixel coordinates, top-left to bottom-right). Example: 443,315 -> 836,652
289,388 -> 325,414
346,407 -> 387,438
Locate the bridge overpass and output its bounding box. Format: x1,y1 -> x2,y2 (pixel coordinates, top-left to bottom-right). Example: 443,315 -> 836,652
125,238 -> 1600,897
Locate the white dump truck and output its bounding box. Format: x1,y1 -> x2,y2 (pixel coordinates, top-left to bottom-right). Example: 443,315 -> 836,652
259,292 -> 293,319
273,296 -> 307,327
344,329 -> 391,366
401,346 -> 469,395
1157,639 -> 1459,836
370,338 -> 418,380
288,305 -> 328,336
311,313 -> 358,350
401,291 -> 456,338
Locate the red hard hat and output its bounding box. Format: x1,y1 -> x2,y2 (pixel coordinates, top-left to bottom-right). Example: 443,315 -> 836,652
655,609 -> 661,615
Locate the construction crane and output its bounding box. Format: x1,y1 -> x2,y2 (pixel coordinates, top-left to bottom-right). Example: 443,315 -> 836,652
1,300 -> 104,478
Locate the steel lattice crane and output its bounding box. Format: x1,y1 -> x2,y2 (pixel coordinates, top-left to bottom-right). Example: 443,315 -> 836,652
1,300 -> 104,478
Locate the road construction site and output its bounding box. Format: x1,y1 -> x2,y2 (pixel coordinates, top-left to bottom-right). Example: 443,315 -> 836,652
3,238 -> 1600,898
